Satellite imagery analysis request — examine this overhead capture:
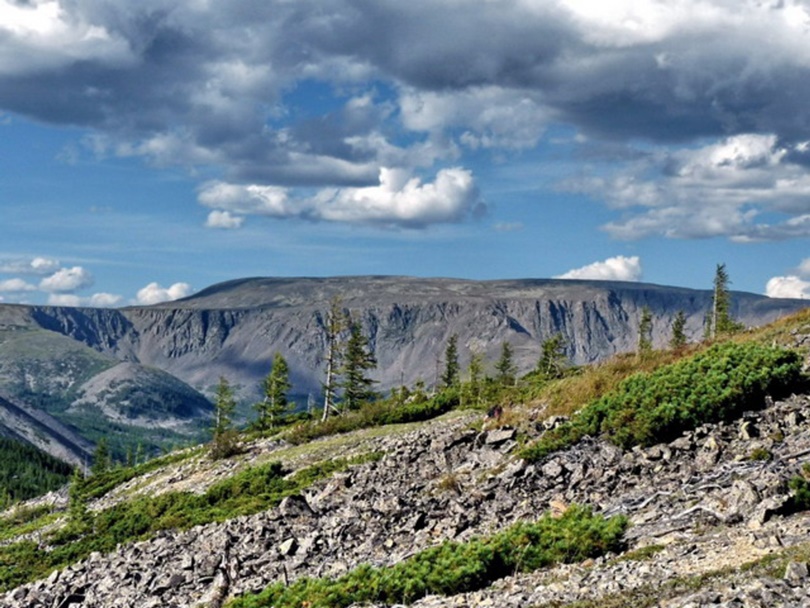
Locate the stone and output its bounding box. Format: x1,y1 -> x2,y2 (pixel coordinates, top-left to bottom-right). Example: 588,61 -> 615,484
784,561 -> 808,585
279,494 -> 314,519
278,537 -> 298,556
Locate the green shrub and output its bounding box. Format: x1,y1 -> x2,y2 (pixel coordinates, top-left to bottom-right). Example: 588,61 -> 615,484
522,343 -> 803,461
286,388 -> 460,445
789,476 -> 810,511
0,455 -> 371,593
228,504 -> 627,608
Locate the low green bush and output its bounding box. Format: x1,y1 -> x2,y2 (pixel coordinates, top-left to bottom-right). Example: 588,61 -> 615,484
228,504 -> 627,608
286,388 -> 460,445
0,454 -> 372,592
522,343 -> 803,461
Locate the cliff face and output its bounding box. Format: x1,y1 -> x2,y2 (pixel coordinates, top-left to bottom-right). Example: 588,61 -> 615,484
14,277 -> 808,401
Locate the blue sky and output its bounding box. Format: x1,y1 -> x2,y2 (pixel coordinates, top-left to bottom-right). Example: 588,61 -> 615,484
1,0 -> 809,307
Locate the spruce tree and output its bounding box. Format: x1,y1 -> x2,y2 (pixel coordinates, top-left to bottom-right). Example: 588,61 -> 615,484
91,438 -> 110,476
495,342 -> 516,387
441,334 -> 460,388
670,310 -> 688,350
256,352 -> 292,429
322,296 -> 345,421
537,334 -> 568,380
638,306 -> 653,355
211,376 -> 238,459
464,351 -> 484,408
339,317 -> 377,412
707,263 -> 744,337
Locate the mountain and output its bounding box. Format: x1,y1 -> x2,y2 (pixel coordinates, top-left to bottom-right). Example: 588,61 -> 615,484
0,276 -> 805,463
11,276 -> 809,401
0,323 -> 211,465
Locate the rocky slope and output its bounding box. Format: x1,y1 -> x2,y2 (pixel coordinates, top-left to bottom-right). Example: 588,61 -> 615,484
3,339 -> 810,607
5,277 -> 807,404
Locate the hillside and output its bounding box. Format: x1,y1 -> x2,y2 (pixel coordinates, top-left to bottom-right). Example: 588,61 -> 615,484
0,324 -> 212,465
0,308 -> 809,607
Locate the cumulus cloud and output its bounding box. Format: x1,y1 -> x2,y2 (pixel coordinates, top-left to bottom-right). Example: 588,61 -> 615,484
46,291 -> 124,308
135,282 -> 193,305
0,278 -> 37,292
0,256 -> 60,275
556,255 -> 643,282
205,210 -> 244,229
88,293 -> 124,308
566,135 -> 810,241
6,0 -> 810,239
765,276 -> 810,299
39,266 -> 93,293
798,258 -> 810,277
200,167 -> 484,228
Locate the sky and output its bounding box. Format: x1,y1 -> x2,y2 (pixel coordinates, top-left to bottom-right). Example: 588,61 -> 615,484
1,0 -> 810,307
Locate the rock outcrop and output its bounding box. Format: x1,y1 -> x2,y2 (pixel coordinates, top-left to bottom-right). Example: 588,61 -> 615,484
4,388 -> 810,607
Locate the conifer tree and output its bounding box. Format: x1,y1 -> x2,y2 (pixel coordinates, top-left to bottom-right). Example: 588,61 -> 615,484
464,351 -> 484,408
68,467 -> 90,533
210,376 -> 238,459
441,334 -> 460,388
322,296 -> 345,421
706,263 -> 744,338
256,352 -> 292,429
638,306 -> 653,355
340,317 -> 377,412
495,342 -> 516,387
537,334 -> 568,380
91,438 -> 110,476
670,310 -> 688,350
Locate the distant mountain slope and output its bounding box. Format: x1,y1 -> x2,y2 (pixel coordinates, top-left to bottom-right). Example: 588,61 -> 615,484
4,277 -> 806,406
0,323 -> 212,464
0,435 -> 73,505
0,393 -> 93,469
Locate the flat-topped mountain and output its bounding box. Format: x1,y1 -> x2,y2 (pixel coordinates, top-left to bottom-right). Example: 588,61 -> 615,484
0,276 -> 806,465
23,276 -> 809,397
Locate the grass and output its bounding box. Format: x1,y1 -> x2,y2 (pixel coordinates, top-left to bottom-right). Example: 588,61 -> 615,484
520,342 -> 804,461
228,504 -> 628,608
0,452 -> 378,593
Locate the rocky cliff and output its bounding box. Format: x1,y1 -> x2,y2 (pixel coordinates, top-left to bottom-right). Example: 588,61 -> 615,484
8,277 -> 808,403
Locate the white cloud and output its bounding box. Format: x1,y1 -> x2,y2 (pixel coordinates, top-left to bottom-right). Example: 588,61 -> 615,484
46,293 -> 81,307
798,258 -> 810,277
765,276 -> 810,299
400,86 -> 548,150
556,255 -> 643,282
135,282 -> 193,305
571,135 -> 810,241
205,210 -> 244,229
199,182 -> 291,216
88,293 -> 124,308
45,291 -> 124,308
0,256 -> 60,275
313,167 -> 482,227
199,167 -> 484,228
0,0 -> 133,76
0,278 -> 36,292
39,266 -> 93,293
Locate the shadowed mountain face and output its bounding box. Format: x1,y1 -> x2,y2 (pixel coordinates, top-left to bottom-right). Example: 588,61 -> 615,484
2,277 -> 806,410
